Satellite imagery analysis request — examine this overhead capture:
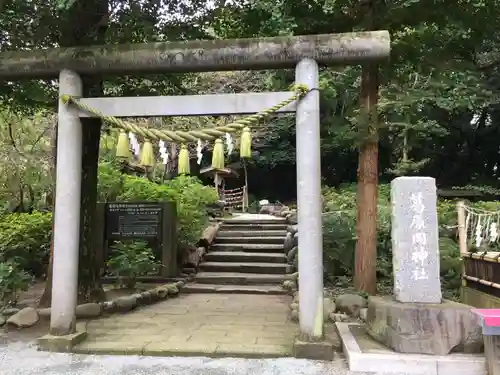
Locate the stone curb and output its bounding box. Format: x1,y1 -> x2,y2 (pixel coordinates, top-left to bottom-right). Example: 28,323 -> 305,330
3,221 -> 217,330
283,222 -> 298,274
72,345 -> 292,358
1,280 -> 185,329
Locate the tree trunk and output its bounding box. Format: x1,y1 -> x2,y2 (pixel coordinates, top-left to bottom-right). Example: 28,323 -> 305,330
38,227 -> 54,308
353,0 -> 379,295
78,73 -> 106,303
72,0 -> 108,303
354,63 -> 379,295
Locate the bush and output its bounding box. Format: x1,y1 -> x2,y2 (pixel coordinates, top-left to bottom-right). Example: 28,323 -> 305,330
321,184 -> 500,299
106,240 -> 160,288
322,210 -> 356,279
0,164 -> 218,283
159,175 -> 219,247
0,260 -> 32,306
113,174 -> 218,249
0,212 -> 52,277
322,185 -> 392,281
439,237 -> 463,300
97,162 -> 124,201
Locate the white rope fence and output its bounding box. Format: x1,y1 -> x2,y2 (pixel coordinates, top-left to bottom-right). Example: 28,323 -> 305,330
460,203 -> 500,250
457,201 -> 500,290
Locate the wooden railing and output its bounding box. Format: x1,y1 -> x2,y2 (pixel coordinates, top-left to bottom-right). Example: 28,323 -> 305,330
461,252 -> 500,299
221,186 -> 248,212
458,201 -> 500,300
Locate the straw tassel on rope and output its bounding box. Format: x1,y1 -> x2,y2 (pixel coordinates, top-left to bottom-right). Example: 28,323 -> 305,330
240,127 -> 252,158
116,130 -> 131,159
212,138 -> 225,169
139,139 -> 154,167
178,144 -> 190,174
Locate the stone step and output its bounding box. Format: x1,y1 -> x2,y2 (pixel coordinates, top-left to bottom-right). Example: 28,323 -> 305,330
194,272 -> 291,285
199,261 -> 287,274
220,223 -> 288,231
217,230 -> 287,237
224,218 -> 286,225
205,251 -> 287,264
215,236 -> 285,244
210,243 -> 284,252
182,283 -> 287,295
209,218 -> 226,222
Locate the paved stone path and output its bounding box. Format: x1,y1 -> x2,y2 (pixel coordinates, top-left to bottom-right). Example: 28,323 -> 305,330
74,293 -> 298,357
0,293 -> 412,375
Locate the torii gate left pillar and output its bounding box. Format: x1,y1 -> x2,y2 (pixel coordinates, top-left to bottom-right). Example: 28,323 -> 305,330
38,69 -> 88,350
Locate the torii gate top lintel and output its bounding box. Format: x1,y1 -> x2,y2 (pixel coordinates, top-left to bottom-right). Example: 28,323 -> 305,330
0,30 -> 390,79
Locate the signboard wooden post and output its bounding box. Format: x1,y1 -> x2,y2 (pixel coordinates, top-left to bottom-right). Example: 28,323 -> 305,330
95,201 -> 177,278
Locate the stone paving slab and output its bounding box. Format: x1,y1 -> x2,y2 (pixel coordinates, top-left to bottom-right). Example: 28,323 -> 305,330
73,293 -> 297,358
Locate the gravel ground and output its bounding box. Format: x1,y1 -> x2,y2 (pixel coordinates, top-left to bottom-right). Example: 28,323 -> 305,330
0,340 -> 410,375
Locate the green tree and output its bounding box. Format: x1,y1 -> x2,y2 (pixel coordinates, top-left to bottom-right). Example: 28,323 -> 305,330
0,0 -> 222,307
2,0 -> 500,300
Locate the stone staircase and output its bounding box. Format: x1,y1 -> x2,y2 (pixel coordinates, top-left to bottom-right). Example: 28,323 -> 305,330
184,216 -> 291,295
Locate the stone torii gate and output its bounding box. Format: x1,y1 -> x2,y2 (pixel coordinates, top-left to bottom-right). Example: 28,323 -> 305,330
0,31 -> 390,350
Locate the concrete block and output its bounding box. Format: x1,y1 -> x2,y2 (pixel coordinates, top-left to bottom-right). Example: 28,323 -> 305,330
293,338 -> 334,360
37,331 -> 87,353
337,322 -> 486,375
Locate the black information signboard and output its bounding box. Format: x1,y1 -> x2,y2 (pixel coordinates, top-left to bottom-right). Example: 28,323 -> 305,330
97,201 -> 178,278
105,202 -> 163,239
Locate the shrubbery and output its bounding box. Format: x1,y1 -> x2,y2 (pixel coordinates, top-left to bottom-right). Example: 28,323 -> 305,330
0,162 -> 218,302
0,260 -> 32,307
322,183 -> 500,300
106,240 -> 160,288
97,162 -> 218,248
0,211 -> 52,277
1,164 -> 499,304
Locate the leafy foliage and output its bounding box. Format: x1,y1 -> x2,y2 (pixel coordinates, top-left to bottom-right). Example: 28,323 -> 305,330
0,212 -> 52,277
0,165 -> 216,297
204,0 -> 500,198
0,260 -> 32,306
99,168 -> 219,249
1,0 -> 500,199
1,0 -> 500,301
0,110 -> 54,211
106,240 -> 159,289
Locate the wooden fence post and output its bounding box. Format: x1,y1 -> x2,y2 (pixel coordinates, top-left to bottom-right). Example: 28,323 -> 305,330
457,200 -> 467,287
457,200 -> 467,256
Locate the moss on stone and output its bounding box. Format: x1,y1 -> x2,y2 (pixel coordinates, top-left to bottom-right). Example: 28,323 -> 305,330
0,31 -> 390,79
